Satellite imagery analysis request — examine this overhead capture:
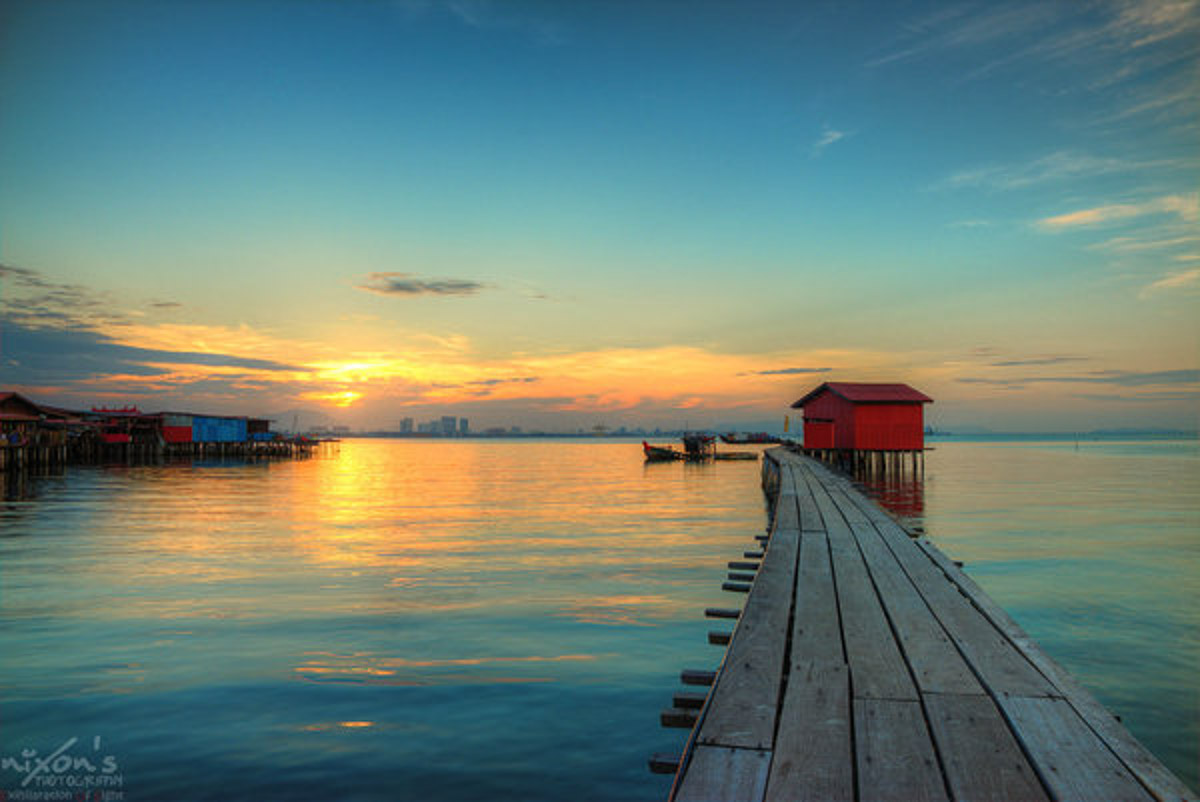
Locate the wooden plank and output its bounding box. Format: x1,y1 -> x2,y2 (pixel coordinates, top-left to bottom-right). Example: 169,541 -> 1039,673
765,661 -> 853,802
662,707 -> 700,728
696,509 -> 799,749
849,517 -> 984,695
771,480 -> 799,536
794,467 -> 825,532
674,745 -> 771,802
923,693 -> 1050,802
916,539 -> 1198,802
797,468 -> 916,701
706,607 -> 741,619
791,529 -> 843,667
780,454 -> 1194,801
833,486 -> 1059,699
855,697 -> 949,802
1002,695 -> 1154,802
796,463 -> 964,701
681,669 -> 716,686
649,753 -> 681,775
709,630 -> 732,645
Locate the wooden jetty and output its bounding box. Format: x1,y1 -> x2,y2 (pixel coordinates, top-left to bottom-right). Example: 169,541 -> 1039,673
663,447 -> 1195,802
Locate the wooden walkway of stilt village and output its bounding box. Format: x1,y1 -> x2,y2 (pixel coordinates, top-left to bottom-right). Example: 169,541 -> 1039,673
661,447 -> 1196,802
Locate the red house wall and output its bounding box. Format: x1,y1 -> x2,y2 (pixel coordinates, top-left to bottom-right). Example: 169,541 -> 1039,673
802,392 -> 857,449
801,389 -> 926,450
803,420 -> 835,449
852,404 -> 924,450
162,426 -> 192,443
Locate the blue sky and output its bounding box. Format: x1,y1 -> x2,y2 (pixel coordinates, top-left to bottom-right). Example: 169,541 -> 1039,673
1,0 -> 1197,431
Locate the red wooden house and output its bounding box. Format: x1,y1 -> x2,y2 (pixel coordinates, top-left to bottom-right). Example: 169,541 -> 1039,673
0,392 -> 43,439
792,382 -> 932,451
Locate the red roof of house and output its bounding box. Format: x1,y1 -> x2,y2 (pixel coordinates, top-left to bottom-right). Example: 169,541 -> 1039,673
791,382 -> 933,408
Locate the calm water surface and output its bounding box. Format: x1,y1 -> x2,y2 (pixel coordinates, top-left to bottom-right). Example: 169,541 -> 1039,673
2,437 -> 1196,799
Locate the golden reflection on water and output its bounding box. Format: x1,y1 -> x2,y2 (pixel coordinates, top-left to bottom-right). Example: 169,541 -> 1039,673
37,439 -> 769,688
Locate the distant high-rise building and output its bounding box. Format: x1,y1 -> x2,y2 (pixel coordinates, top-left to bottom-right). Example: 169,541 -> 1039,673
400,417 -> 413,434
458,418 -> 469,435
441,416 -> 457,436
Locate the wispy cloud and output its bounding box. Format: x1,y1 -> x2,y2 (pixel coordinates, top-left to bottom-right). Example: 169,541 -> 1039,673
358,272 -> 487,297
1,318 -> 301,387
811,126 -> 851,156
1140,268 -> 1200,298
1,263 -> 131,331
865,0 -> 1200,134
1072,391 -> 1199,403
1037,193 -> 1199,229
744,367 -> 833,376
866,4 -> 1056,69
957,369 -> 1199,387
990,356 -> 1088,367
1090,233 -> 1200,253
941,151 -> 1187,192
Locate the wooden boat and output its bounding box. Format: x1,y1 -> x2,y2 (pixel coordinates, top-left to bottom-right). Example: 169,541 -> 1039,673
643,441 -> 683,461
713,451 -> 759,461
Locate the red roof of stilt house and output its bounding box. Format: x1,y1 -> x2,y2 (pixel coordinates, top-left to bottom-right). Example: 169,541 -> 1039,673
791,382 -> 933,408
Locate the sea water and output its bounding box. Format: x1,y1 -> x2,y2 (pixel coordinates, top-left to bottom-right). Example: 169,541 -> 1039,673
1,437 -> 1196,799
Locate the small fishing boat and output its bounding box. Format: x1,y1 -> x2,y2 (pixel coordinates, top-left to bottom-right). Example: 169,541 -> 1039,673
643,441 -> 683,461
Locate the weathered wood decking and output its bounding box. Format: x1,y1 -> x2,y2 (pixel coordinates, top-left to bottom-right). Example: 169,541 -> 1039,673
668,448 -> 1195,802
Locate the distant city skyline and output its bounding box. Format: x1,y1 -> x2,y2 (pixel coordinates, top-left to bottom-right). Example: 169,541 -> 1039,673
1,1 -> 1196,432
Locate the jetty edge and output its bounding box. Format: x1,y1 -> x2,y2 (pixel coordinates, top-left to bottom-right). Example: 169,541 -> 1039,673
663,446 -> 1196,802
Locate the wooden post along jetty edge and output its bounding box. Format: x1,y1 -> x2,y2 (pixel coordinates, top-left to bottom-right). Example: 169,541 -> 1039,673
659,447 -> 1196,802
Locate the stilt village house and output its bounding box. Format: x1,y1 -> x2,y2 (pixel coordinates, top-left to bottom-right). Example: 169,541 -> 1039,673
791,382 -> 933,451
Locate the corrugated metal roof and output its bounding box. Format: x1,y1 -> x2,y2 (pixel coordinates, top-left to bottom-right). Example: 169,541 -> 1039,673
791,382 -> 933,408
